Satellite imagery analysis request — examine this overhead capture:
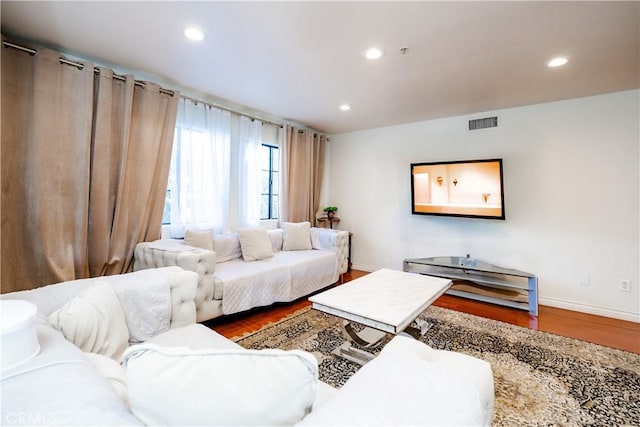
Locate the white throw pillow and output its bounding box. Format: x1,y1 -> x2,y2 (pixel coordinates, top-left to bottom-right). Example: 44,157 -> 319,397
213,233 -> 242,262
282,221 -> 312,251
84,352 -> 129,405
48,281 -> 129,361
237,228 -> 274,261
184,229 -> 214,251
123,344 -> 318,426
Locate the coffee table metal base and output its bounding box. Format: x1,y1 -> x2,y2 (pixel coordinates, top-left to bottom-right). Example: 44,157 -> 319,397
335,318 -> 434,365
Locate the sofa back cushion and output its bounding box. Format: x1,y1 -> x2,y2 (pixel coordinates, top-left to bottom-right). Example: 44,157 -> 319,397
3,267 -> 195,343
184,229 -> 215,251
213,233 -> 242,263
124,344 -> 318,426
268,229 -> 284,252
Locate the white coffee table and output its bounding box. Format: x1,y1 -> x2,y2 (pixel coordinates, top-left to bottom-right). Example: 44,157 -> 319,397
309,268 -> 451,364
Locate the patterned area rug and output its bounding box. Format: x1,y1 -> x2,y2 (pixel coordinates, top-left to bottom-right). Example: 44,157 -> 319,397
235,306 -> 640,426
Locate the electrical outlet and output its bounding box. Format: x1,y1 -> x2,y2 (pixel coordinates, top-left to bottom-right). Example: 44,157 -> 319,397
579,274 -> 590,286
619,280 -> 631,292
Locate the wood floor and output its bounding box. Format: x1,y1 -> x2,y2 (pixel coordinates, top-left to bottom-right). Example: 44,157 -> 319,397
206,270 -> 640,354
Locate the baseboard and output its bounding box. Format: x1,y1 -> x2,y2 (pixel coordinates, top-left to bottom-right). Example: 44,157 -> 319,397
539,296 -> 640,323
351,263 -> 377,273
350,263 -> 640,323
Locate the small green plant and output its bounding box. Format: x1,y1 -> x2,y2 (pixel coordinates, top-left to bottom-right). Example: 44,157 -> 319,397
322,206 -> 338,213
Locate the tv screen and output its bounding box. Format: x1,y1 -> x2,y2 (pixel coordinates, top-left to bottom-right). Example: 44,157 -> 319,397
411,158 -> 505,220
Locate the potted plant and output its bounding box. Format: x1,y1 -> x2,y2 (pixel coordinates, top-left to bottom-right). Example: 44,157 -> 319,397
323,206 -> 338,219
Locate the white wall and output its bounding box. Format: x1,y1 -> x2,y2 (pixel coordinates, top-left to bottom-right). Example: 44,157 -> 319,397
326,90 -> 640,322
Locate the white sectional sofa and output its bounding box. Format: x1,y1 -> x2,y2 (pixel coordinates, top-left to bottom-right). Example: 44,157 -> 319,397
0,267 -> 495,426
134,223 -> 350,322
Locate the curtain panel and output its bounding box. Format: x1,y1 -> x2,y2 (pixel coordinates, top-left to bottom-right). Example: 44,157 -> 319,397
168,99 -> 231,237
1,38 -> 178,292
236,116 -> 263,228
90,69 -> 178,276
280,126 -> 327,223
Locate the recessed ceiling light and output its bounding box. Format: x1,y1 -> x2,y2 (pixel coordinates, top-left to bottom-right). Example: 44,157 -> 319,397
364,48 -> 383,60
339,104 -> 351,111
547,56 -> 568,67
184,26 -> 205,41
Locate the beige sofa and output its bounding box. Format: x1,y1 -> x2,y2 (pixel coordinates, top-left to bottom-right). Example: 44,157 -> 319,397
134,226 -> 350,322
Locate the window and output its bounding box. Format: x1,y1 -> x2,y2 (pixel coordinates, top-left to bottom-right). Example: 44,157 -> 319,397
160,99 -> 276,232
260,144 -> 279,220
162,128 -> 218,226
162,187 -> 171,224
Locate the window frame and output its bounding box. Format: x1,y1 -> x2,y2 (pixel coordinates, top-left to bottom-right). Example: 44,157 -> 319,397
260,143 -> 279,220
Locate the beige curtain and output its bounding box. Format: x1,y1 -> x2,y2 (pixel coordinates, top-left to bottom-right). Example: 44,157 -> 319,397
2,42 -> 94,292
280,126 -> 327,223
1,39 -> 178,292
89,69 -> 177,276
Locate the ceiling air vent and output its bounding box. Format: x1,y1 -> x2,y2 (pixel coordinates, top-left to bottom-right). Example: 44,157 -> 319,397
468,116 -> 498,131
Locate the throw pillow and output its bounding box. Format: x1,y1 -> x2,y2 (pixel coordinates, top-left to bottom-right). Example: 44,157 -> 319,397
282,221 -> 312,251
184,229 -> 214,251
123,344 -> 318,426
237,228 -> 274,261
48,281 -> 129,361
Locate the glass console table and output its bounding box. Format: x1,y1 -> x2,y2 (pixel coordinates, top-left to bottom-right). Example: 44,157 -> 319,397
403,255 -> 538,316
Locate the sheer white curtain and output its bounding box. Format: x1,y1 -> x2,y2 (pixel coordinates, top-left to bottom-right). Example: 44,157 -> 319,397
236,116 -> 263,228
169,99 -> 231,237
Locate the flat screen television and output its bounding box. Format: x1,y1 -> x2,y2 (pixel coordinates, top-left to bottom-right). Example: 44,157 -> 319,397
411,158 -> 505,220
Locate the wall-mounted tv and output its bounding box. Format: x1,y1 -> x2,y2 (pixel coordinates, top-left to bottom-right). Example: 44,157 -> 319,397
411,158 -> 505,220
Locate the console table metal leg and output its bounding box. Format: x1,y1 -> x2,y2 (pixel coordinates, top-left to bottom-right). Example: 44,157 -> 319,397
528,277 -> 539,316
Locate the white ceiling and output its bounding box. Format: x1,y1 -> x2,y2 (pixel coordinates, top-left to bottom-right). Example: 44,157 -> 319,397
1,1 -> 638,134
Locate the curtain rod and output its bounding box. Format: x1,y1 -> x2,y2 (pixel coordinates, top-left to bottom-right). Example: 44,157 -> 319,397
3,40 -> 175,97
180,94 -> 283,129
182,95 -> 327,137
180,96 -> 328,139
3,39 -> 329,138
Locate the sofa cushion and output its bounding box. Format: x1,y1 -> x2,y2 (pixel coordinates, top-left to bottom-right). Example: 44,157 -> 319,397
238,228 -> 274,261
297,338 -> 487,426
214,233 -> 242,262
184,229 -> 214,251
311,227 -> 333,250
48,281 -> 129,361
84,352 -> 128,405
124,343 -> 318,426
268,228 -> 284,252
216,257 -> 291,315
286,250 -> 340,301
282,221 -> 312,251
381,335 -> 495,419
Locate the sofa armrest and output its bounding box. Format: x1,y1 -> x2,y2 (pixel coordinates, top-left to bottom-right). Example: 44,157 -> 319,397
162,268 -> 199,329
310,228 -> 349,274
134,241 -> 217,321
